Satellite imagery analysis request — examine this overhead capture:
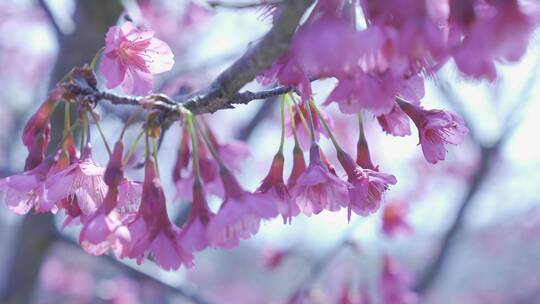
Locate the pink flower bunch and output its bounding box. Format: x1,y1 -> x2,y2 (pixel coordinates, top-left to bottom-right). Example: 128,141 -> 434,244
260,0 -> 538,117
0,0 -> 487,272
398,99 -> 469,164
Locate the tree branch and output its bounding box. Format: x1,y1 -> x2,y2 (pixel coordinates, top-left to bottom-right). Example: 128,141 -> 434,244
180,0 -> 313,114
37,0 -> 64,39
68,83 -> 295,115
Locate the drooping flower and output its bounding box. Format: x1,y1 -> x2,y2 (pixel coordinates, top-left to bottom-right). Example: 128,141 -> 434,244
292,145 -> 348,216
256,153 -> 299,224
377,104 -> 412,137
258,3 -> 387,100
45,146 -> 107,217
398,100 -> 468,164
325,73 -> 398,116
22,99 -> 54,171
79,188 -> 129,256
79,141 -> 133,256
337,150 -> 397,220
359,0 -> 449,68
451,0 -> 533,81
206,167 -> 278,248
178,179 -> 214,253
122,157 -> 193,270
0,157 -> 54,215
100,21 -> 174,95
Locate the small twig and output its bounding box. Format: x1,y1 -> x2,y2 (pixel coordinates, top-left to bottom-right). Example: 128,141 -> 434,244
37,0 -> 64,39
207,0 -> 282,9
56,236 -> 215,304
290,221 -> 362,298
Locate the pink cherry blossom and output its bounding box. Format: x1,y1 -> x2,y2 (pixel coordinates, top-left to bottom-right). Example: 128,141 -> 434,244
100,21 -> 174,95
259,3 -> 388,100
256,153 -> 299,224
292,145 -> 348,216
206,168 -> 278,248
337,150 -> 397,220
179,179 -> 214,253
325,73 -> 398,116
451,0 -> 533,80
79,141 -> 134,256
360,0 -> 449,67
79,188 -> 129,256
398,100 -> 468,164
0,157 -> 53,214
45,147 -> 107,217
122,157 -> 192,270
377,104 -> 412,137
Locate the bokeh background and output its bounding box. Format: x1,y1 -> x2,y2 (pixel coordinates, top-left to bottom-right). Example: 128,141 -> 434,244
1,1 -> 540,303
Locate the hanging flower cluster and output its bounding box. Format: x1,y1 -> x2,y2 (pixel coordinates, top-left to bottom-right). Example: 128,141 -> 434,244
2,0 -> 538,271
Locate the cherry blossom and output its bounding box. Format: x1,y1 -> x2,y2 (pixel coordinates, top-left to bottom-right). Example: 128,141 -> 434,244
398,100 -> 469,164
100,21 -> 174,95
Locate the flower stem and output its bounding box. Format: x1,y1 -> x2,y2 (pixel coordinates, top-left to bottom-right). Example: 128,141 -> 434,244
303,98 -> 317,145
90,47 -> 105,71
124,129 -> 144,164
290,94 -> 312,142
357,112 -> 367,143
63,102 -> 71,150
285,96 -> 301,147
90,110 -> 112,157
186,112 -> 201,181
278,95 -> 286,154
120,108 -> 143,139
80,111 -> 88,152
194,118 -> 225,169
311,101 -> 343,152
152,136 -> 160,177
53,120 -> 80,153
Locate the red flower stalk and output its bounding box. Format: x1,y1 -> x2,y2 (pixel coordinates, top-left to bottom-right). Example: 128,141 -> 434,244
256,153 -> 299,224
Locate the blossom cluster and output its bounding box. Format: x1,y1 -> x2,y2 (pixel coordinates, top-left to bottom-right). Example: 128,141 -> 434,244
2,0 -> 538,272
